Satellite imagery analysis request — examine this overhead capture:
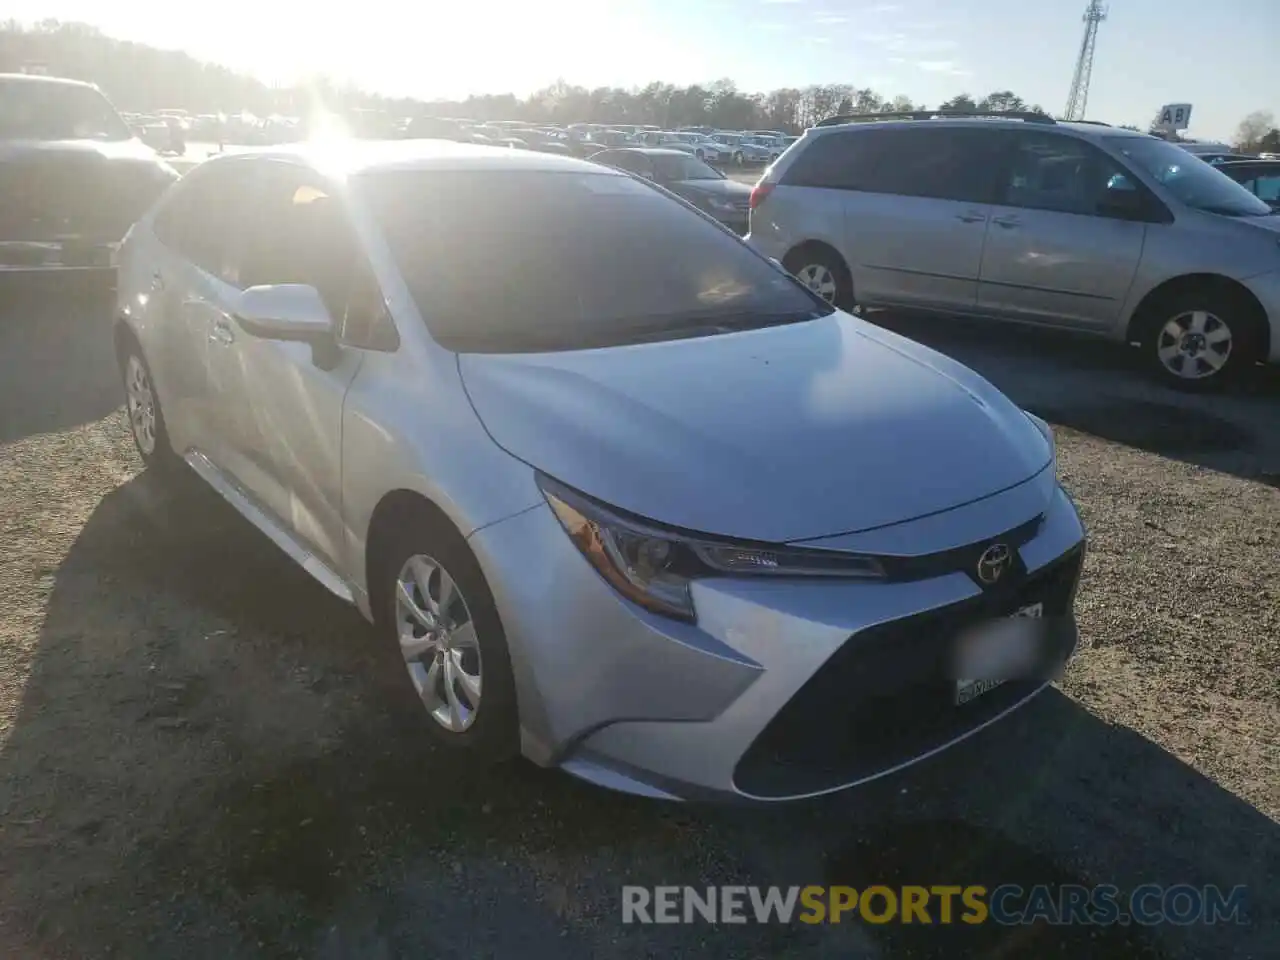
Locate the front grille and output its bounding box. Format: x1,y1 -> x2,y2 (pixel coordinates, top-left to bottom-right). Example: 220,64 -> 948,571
0,157 -> 165,242
734,545 -> 1084,798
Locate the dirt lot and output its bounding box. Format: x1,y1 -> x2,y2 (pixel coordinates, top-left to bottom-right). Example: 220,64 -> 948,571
0,288 -> 1277,959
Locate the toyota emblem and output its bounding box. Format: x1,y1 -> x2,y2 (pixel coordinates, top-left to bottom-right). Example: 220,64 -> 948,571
976,543 -> 1012,586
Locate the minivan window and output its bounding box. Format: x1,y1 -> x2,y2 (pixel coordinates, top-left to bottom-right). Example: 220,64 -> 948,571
784,126 -> 1003,204
358,169 -> 831,353
999,131 -> 1131,216
1116,138 -> 1273,217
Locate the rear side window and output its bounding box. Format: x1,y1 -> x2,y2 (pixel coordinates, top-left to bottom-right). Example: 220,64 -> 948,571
358,169 -> 829,353
152,161 -> 254,281
784,126 -> 1004,204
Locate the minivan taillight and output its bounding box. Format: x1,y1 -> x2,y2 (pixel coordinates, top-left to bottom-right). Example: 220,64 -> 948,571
749,182 -> 775,211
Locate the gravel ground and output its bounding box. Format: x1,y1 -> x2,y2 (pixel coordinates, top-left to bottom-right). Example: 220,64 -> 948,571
0,289 -> 1277,959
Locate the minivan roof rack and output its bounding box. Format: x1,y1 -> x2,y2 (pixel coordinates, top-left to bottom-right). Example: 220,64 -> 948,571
814,110 -> 1056,128
1067,119 -> 1112,126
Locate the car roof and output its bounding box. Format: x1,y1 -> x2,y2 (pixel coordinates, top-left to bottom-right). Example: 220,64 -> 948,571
1215,159 -> 1280,169
197,139 -> 617,177
807,116 -> 1153,141
0,72 -> 99,90
597,147 -> 690,157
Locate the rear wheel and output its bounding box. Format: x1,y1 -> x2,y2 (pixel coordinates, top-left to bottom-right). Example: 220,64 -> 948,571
1136,288 -> 1264,391
784,246 -> 855,311
733,151 -> 744,167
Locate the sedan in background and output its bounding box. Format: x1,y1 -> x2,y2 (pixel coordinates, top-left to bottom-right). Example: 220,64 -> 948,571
1215,159 -> 1280,211
114,141 -> 1084,802
590,147 -> 752,233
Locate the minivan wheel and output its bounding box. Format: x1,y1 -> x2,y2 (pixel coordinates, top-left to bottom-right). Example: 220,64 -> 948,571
375,515 -> 519,761
784,247 -> 854,310
733,151 -> 744,166
1138,290 -> 1262,391
119,340 -> 179,471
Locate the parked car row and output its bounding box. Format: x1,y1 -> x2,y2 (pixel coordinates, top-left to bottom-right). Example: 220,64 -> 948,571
400,117 -> 792,166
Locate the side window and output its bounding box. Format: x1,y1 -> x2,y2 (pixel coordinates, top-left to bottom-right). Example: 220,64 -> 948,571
1255,175 -> 1280,203
152,163 -> 253,281
998,132 -> 1128,216
782,132 -> 875,189
853,128 -> 1005,203
230,162 -> 396,350
783,127 -> 1002,204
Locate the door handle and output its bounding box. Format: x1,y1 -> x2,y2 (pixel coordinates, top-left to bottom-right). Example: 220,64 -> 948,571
992,215 -> 1021,229
956,211 -> 987,223
209,318 -> 236,345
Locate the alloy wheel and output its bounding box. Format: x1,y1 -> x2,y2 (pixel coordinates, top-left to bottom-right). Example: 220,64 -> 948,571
125,355 -> 157,455
395,553 -> 483,733
1156,310 -> 1233,381
795,263 -> 838,303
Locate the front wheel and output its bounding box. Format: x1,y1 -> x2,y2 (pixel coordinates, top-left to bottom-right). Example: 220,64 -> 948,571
733,151 -> 744,166
375,515 -> 519,761
1138,291 -> 1263,391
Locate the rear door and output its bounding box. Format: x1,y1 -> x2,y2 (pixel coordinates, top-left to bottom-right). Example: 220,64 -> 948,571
785,127 -> 1004,312
205,161 -> 369,568
976,130 -> 1147,330
146,160 -> 253,454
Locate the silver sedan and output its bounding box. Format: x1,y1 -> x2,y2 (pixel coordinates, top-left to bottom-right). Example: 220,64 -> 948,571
114,141 -> 1085,801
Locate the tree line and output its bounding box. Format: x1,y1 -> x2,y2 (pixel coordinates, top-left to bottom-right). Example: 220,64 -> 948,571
3,19 -> 1276,148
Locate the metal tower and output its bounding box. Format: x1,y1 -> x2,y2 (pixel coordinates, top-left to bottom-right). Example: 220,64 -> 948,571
1063,1 -> 1107,121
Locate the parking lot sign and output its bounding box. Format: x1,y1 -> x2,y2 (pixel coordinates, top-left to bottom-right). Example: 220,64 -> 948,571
1154,103 -> 1193,133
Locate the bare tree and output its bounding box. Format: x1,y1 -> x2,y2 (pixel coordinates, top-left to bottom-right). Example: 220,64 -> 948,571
1235,111 -> 1276,152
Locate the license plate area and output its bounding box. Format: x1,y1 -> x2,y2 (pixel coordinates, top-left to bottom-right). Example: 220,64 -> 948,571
954,602 -> 1043,706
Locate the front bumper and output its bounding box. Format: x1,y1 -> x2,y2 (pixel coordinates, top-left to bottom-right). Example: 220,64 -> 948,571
1241,269 -> 1280,363
468,477 -> 1086,802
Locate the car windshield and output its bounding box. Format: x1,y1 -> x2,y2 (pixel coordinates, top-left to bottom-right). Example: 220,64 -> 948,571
0,79 -> 131,141
653,153 -> 724,181
1116,138 -> 1274,217
358,169 -> 830,353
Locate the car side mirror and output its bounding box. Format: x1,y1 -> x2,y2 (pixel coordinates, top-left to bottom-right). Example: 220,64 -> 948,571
234,284 -> 333,342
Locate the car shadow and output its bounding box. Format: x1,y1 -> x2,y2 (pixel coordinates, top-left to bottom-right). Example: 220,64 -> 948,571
868,310 -> 1280,486
0,283 -> 121,445
0,471 -> 1275,958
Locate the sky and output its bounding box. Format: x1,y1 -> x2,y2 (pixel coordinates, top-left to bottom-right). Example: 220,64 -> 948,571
10,0 -> 1279,141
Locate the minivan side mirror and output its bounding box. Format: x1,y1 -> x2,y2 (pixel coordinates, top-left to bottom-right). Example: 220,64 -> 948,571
234,284 -> 333,342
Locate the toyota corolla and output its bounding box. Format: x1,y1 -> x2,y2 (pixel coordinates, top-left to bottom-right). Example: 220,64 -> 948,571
113,141 -> 1086,801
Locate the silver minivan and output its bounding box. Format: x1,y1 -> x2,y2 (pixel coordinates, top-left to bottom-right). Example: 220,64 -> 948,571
748,114 -> 1280,390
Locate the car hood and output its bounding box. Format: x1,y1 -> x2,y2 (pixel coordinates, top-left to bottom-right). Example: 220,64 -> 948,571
0,137 -> 160,165
671,178 -> 752,199
458,313 -> 1051,543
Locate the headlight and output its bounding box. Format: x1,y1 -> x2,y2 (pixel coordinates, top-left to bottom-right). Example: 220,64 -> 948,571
538,474 -> 885,621
704,195 -> 736,212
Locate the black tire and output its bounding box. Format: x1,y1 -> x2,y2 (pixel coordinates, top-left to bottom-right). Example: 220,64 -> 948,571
733,151 -> 744,167
1135,287 -> 1265,392
783,245 -> 855,311
372,511 -> 519,761
117,331 -> 181,472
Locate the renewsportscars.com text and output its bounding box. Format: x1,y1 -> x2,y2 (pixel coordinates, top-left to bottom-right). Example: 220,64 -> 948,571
621,884 -> 1249,926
